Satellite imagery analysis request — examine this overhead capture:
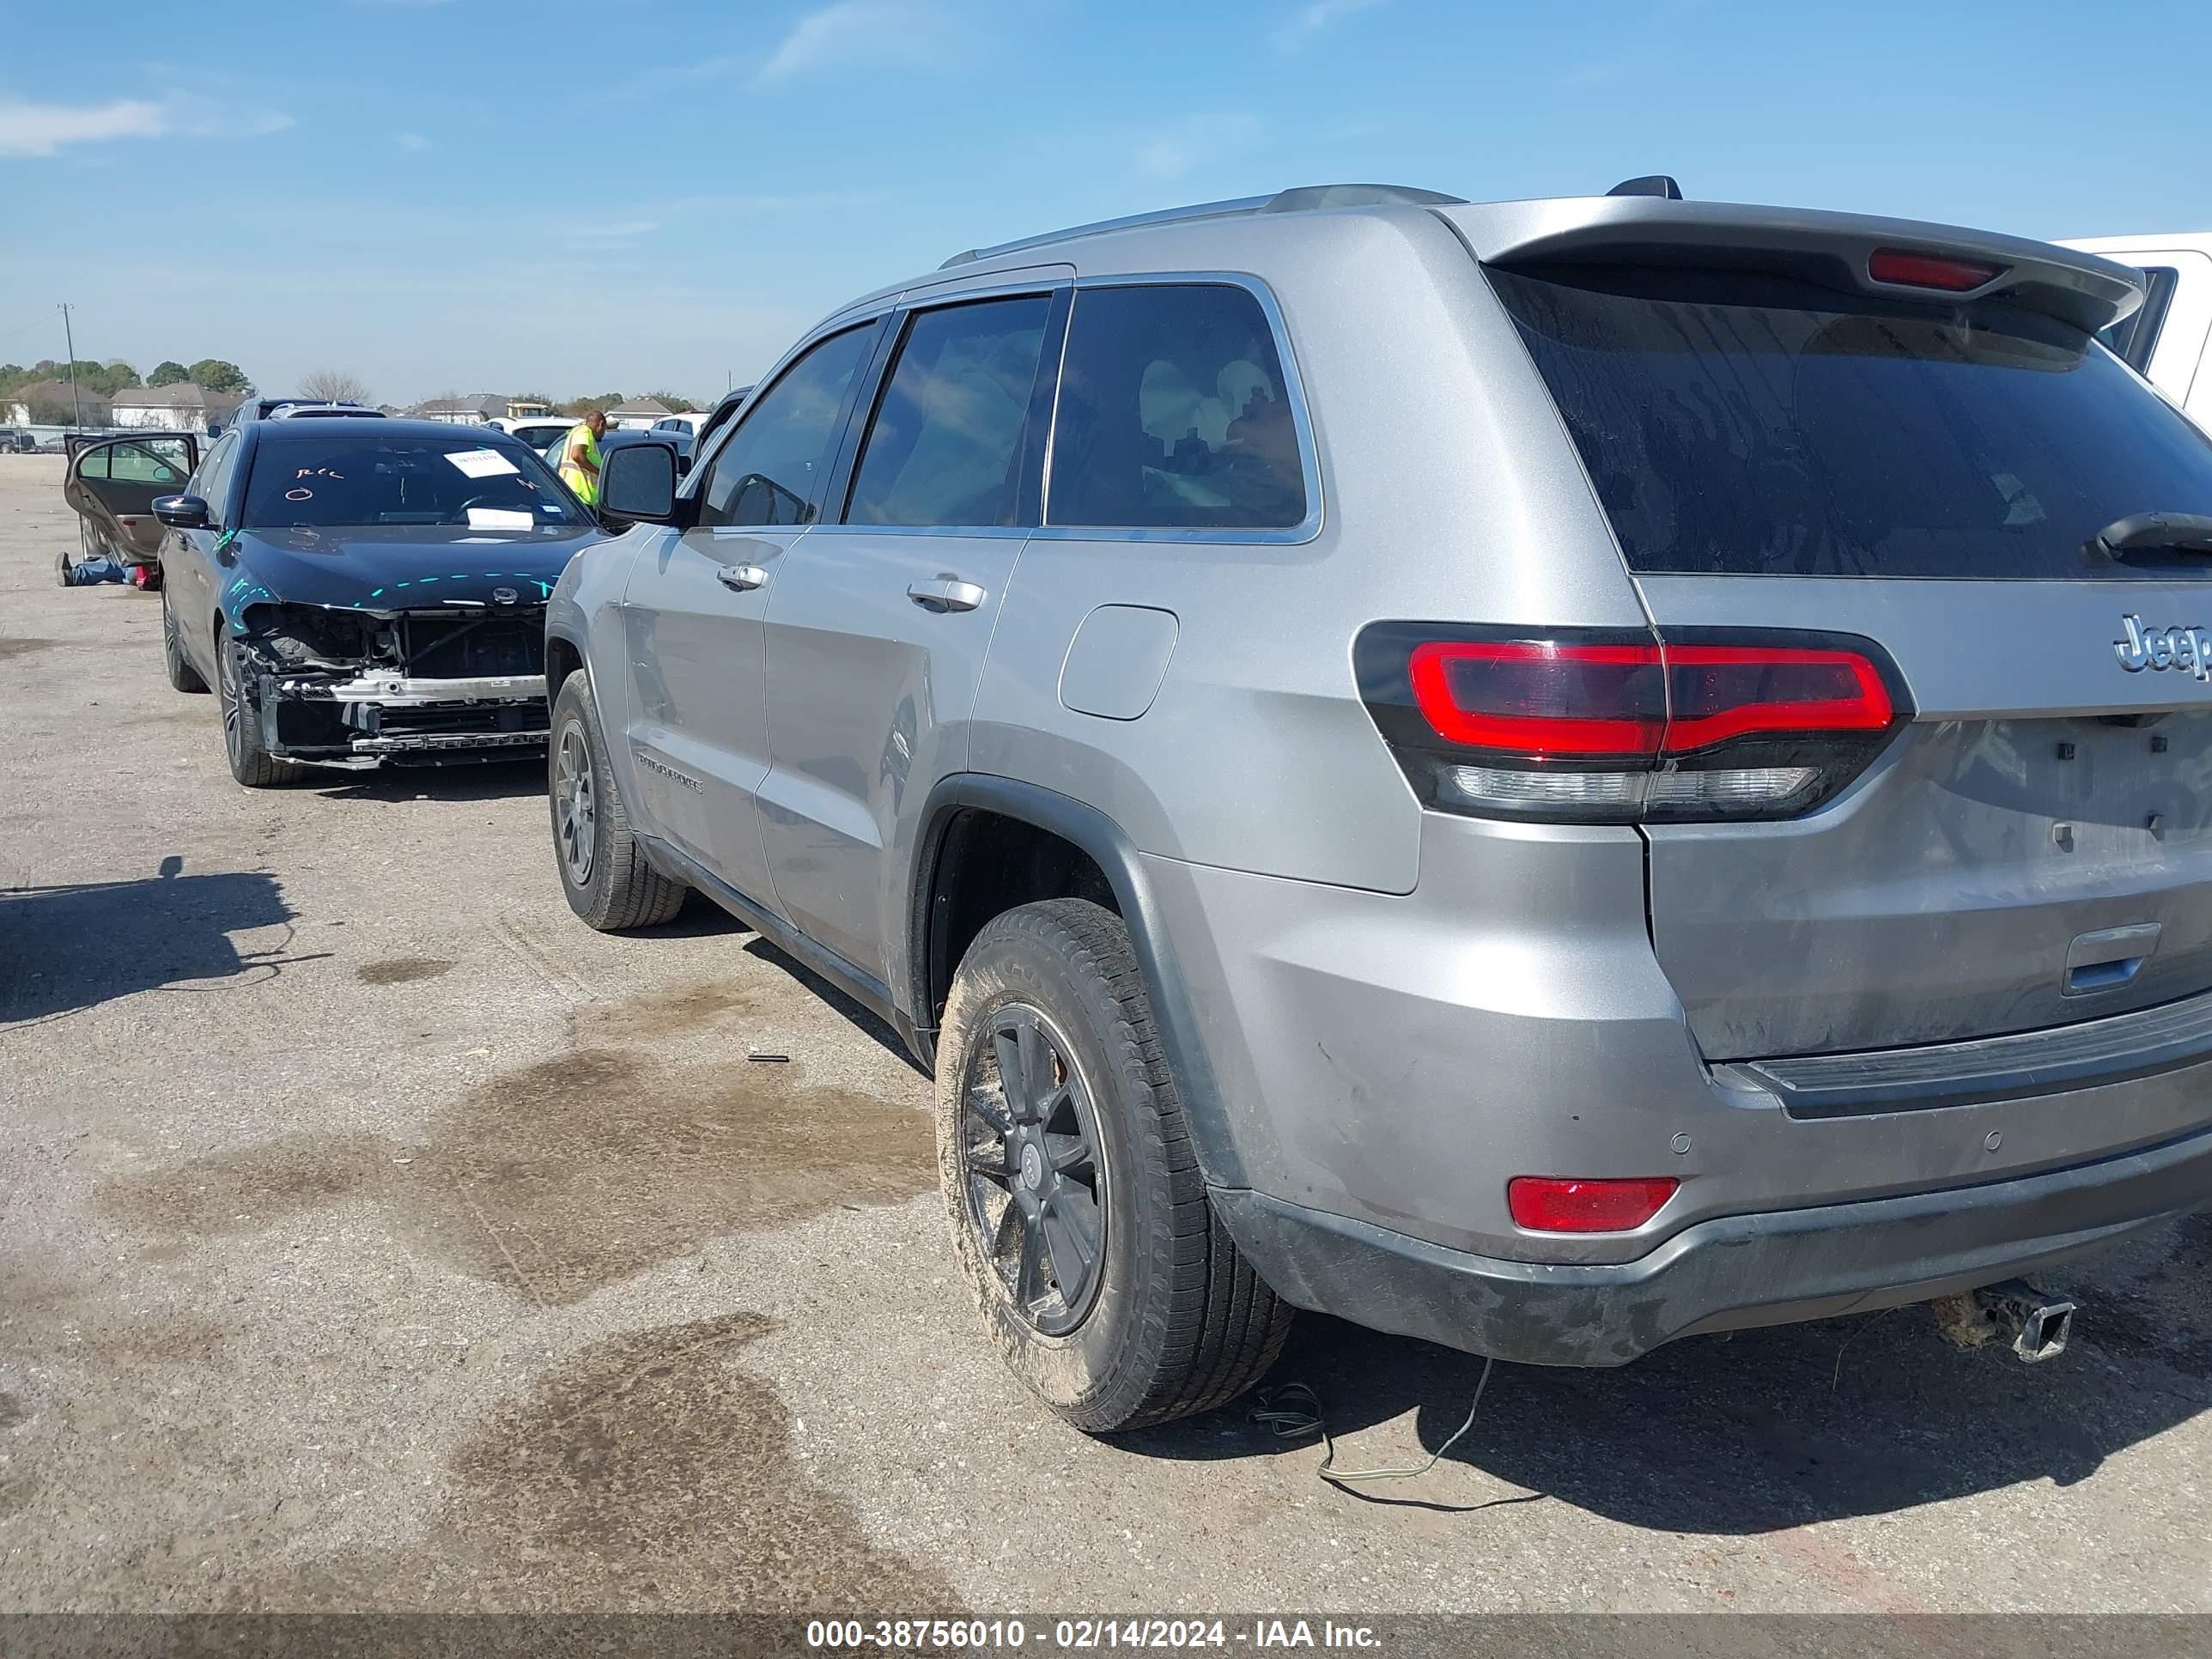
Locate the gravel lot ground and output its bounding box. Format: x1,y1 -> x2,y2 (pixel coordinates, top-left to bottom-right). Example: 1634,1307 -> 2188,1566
1,449 -> 2208,1621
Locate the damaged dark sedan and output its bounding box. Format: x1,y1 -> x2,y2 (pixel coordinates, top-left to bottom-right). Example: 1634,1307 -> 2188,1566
151,417 -> 595,787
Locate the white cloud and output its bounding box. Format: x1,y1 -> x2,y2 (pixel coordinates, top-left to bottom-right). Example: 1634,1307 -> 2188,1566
0,96 -> 167,158
754,2 -> 936,86
1271,0 -> 1383,54
394,131 -> 432,152
1135,113 -> 1262,181
0,92 -> 291,158
562,219 -> 663,246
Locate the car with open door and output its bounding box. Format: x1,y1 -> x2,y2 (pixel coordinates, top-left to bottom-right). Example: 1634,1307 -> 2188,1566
151,416 -> 595,786
61,432 -> 198,586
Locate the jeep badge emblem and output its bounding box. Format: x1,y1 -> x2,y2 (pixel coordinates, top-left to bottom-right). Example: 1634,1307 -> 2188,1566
492,586 -> 520,605
2116,614 -> 2212,681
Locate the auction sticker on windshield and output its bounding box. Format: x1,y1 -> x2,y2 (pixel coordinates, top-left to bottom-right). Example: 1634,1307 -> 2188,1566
446,447 -> 521,478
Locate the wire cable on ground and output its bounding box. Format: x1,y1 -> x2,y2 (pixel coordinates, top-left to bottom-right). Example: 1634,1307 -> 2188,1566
1249,1355 -> 1498,1494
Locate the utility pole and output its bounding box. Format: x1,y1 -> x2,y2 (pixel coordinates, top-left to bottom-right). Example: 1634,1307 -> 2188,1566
58,302 -> 82,429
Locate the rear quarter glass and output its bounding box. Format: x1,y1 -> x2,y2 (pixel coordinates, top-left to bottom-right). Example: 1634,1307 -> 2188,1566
1490,264 -> 2212,580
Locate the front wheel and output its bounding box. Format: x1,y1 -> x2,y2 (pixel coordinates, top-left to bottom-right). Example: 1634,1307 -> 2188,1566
216,628 -> 298,788
548,672 -> 685,930
935,899 -> 1291,1433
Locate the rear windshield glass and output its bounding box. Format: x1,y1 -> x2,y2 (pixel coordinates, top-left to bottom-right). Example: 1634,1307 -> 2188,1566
1492,265 -> 2212,578
241,434 -> 579,530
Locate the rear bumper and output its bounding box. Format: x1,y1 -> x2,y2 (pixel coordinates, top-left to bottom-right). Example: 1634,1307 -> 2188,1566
1212,1121 -> 2212,1366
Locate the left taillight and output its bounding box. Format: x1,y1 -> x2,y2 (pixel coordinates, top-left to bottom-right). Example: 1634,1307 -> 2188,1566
1357,623 -> 1910,823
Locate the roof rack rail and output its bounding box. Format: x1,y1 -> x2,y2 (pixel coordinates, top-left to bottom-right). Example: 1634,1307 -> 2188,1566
1606,174 -> 1683,199
939,183 -> 1469,269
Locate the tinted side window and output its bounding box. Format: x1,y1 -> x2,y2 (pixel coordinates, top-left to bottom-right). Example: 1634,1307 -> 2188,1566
1048,283 -> 1306,531
845,295 -> 1050,527
2098,266 -> 2181,374
696,325 -> 873,528
193,432 -> 240,522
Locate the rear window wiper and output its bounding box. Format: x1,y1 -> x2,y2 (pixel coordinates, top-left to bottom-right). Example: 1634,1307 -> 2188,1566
2085,512 -> 2212,565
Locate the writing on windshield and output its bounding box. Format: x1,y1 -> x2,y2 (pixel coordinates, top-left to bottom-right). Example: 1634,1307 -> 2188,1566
240,437 -> 578,530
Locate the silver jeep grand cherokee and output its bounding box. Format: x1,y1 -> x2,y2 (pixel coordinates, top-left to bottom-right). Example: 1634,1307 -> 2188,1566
545,180 -> 2212,1432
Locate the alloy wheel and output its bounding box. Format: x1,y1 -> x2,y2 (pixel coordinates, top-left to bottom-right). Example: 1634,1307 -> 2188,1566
554,721 -> 597,885
957,1002 -> 1109,1337
218,636 -> 246,766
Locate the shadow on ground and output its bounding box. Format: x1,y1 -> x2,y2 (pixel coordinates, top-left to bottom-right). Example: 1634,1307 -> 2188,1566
1128,1212 -> 2212,1531
307,758 -> 546,804
739,935 -> 916,1067
0,858 -> 312,1024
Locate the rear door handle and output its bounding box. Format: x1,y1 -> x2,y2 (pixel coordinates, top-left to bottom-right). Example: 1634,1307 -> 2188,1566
716,562 -> 769,592
907,577 -> 987,613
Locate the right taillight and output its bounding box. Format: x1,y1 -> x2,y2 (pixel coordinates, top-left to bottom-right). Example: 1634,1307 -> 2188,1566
1358,623 -> 1910,823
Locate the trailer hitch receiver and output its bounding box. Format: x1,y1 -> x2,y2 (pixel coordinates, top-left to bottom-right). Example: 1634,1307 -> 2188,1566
1972,1279 -> 2075,1363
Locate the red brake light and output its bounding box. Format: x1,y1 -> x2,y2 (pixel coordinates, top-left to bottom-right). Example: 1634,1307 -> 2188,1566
1508,1176 -> 1679,1233
1408,640 -> 1662,757
1407,640 -> 1893,760
1661,645 -> 1893,749
1361,623 -> 1911,825
1868,247 -> 2002,293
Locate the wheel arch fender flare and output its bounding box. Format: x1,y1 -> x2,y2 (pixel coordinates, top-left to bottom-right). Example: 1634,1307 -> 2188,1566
545,622 -> 651,830
906,773 -> 1248,1188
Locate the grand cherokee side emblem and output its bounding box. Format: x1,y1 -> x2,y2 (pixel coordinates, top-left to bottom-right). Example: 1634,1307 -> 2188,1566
2116,615 -> 2212,681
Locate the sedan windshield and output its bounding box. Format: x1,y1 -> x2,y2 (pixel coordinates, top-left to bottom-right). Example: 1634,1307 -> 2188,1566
240,434 -> 580,529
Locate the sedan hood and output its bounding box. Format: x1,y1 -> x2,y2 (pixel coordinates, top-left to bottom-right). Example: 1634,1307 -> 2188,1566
224,524 -> 597,612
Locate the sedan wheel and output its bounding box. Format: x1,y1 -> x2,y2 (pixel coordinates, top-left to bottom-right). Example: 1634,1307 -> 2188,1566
216,630 -> 295,787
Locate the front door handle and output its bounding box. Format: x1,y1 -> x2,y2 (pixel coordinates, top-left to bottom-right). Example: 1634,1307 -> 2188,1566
907,577 -> 987,613
716,562 -> 769,592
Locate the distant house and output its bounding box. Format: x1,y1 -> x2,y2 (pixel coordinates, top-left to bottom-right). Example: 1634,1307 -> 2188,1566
5,379 -> 112,427
412,394 -> 505,425
411,393 -> 551,424
605,397 -> 673,431
112,382 -> 240,434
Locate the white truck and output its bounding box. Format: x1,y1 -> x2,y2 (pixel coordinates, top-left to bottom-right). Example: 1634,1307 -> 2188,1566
2063,234 -> 2212,428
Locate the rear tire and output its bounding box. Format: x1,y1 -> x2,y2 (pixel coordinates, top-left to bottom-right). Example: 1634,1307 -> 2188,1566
548,672 -> 686,931
162,586 -> 207,693
934,898 -> 1292,1433
216,627 -> 299,788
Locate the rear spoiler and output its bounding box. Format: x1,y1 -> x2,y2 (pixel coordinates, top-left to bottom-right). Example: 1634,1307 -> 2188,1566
1440,198 -> 2142,333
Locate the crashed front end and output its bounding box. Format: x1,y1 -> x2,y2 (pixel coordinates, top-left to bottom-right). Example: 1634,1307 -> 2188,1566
233,600 -> 550,767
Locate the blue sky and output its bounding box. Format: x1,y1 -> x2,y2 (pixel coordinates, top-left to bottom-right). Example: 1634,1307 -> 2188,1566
3,0 -> 2208,405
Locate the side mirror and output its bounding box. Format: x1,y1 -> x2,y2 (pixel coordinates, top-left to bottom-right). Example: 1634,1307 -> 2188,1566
599,441 -> 686,525
153,494 -> 211,529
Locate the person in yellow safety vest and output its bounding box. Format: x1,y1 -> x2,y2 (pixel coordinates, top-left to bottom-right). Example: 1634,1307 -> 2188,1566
555,409 -> 608,507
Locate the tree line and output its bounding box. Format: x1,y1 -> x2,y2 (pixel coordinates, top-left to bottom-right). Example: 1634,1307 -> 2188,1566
0,358 -> 253,399
3,356 -> 707,422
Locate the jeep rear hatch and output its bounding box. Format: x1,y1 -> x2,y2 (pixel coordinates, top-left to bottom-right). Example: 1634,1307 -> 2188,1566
1460,208 -> 2212,1060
